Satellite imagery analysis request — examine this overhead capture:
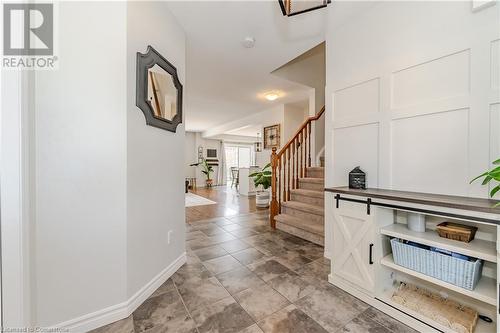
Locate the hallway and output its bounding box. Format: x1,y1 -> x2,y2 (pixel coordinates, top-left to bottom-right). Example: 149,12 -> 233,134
92,211 -> 415,333
186,186 -> 260,223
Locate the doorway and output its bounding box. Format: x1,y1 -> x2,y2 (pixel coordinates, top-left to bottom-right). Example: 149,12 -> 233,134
224,144 -> 255,183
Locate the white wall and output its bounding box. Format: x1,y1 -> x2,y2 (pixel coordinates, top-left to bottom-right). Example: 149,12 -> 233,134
326,1 -> 499,195
185,132 -> 197,177
24,1 -> 187,330
254,105 -> 285,167
324,0 -> 500,257
190,132 -> 222,185
126,1 -> 186,299
283,102 -> 309,144
272,43 -> 326,160
34,2 -> 128,326
210,103 -> 306,168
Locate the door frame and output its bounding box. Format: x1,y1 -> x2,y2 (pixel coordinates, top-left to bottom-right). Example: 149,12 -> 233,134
1,69 -> 33,328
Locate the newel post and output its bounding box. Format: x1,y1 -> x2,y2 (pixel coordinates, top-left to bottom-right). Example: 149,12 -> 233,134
270,147 -> 278,229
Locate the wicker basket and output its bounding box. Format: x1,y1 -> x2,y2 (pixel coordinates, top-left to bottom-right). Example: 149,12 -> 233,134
392,282 -> 478,333
436,222 -> 477,243
390,238 -> 483,290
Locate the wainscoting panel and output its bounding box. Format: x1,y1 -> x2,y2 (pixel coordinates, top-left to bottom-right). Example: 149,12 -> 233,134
391,50 -> 470,109
490,103 -> 500,164
491,40 -> 499,90
332,123 -> 379,188
391,109 -> 470,195
325,1 -> 498,259
333,78 -> 380,121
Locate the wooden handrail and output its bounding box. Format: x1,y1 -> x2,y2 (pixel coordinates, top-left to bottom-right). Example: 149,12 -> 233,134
269,106 -> 325,227
274,106 -> 325,159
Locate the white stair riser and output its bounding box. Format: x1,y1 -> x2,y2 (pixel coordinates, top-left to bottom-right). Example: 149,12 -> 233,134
290,193 -> 324,206
281,205 -> 323,224
276,222 -> 324,246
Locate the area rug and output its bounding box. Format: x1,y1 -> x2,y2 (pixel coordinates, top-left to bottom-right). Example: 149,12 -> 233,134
185,192 -> 217,207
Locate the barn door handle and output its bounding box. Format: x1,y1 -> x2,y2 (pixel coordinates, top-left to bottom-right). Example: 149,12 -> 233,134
369,244 -> 374,265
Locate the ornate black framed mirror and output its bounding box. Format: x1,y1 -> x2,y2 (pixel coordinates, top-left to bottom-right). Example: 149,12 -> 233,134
136,45 -> 183,132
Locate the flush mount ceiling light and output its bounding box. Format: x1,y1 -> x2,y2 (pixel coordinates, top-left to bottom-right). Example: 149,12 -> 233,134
265,92 -> 280,101
242,37 -> 255,48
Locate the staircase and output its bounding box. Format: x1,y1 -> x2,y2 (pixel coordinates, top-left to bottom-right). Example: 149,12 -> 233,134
269,106 -> 326,246
275,167 -> 324,245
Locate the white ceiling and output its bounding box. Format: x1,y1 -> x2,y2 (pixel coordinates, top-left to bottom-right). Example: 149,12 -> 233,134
166,1 -> 376,132
225,124 -> 263,137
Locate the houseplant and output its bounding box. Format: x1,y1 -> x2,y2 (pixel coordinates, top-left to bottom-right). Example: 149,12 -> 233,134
470,158 -> 500,206
250,163 -> 272,208
197,159 -> 214,187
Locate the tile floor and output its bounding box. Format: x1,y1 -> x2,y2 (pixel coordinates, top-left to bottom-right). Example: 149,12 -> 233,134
91,211 -> 416,333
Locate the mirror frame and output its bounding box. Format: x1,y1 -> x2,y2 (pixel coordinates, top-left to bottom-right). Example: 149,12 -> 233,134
136,45 -> 183,132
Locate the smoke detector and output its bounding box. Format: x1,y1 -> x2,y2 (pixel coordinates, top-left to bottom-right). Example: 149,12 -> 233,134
242,37 -> 256,48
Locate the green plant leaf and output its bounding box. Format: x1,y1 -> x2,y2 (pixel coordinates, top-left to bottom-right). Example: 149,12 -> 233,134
482,175 -> 493,185
493,158 -> 500,165
490,185 -> 500,198
491,168 -> 500,175
470,171 -> 489,184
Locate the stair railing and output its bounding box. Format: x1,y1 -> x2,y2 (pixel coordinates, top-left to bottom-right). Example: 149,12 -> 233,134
270,106 -> 325,228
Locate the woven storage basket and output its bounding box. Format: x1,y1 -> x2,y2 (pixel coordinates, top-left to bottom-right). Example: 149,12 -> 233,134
390,238 -> 483,290
436,222 -> 477,243
392,282 -> 478,333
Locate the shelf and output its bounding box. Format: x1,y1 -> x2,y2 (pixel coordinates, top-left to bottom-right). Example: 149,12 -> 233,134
381,254 -> 497,306
378,290 -> 496,333
380,223 -> 497,263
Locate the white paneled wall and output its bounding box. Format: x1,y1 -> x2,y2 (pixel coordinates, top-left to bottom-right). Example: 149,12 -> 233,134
325,1 -> 499,197
333,123 -> 379,189
391,109 -> 469,194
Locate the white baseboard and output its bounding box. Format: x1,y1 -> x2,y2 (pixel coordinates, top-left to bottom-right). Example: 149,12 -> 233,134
55,252 -> 186,333
324,250 -> 331,259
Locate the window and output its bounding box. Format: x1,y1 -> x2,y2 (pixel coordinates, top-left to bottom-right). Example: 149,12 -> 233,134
224,144 -> 255,182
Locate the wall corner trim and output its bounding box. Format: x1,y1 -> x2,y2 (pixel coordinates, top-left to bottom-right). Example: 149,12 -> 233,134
324,250 -> 332,260
54,252 -> 187,333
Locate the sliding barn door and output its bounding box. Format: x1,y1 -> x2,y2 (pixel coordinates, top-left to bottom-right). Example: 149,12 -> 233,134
332,203 -> 375,294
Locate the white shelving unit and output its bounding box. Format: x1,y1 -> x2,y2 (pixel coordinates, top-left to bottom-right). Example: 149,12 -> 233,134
380,223 -> 497,263
381,254 -> 497,306
377,290 -> 497,333
327,187 -> 499,333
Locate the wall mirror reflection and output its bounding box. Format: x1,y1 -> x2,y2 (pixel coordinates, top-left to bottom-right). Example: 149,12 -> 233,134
136,45 -> 183,132
147,64 -> 178,121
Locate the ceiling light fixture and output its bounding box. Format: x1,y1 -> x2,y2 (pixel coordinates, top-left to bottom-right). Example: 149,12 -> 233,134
265,92 -> 279,101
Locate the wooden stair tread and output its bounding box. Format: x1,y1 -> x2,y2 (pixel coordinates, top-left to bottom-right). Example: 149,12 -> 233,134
290,189 -> 324,198
306,167 -> 324,171
281,200 -> 324,216
275,213 -> 324,235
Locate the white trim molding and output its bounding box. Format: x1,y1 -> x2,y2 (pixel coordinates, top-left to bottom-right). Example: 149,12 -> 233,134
1,68 -> 34,329
55,252 -> 186,333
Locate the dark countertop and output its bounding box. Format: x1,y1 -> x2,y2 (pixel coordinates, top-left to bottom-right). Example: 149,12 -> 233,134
325,187 -> 500,215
